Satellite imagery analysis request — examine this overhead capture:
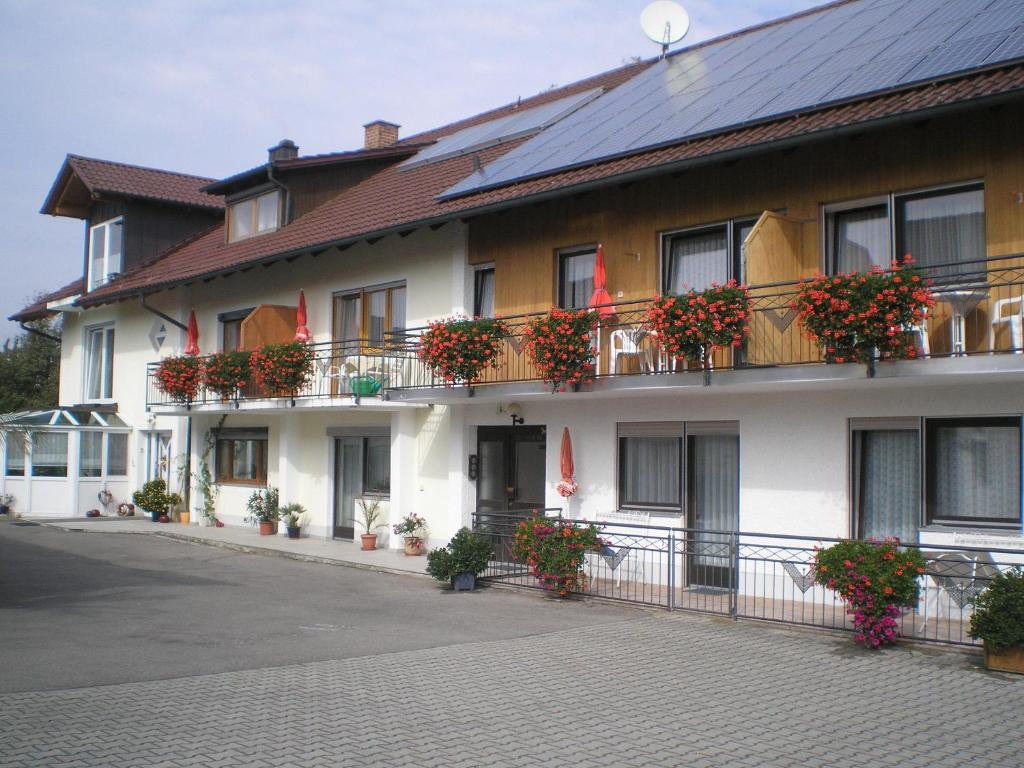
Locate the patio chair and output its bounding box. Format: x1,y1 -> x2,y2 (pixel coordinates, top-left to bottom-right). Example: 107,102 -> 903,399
990,296 -> 1023,353
586,510 -> 650,589
916,550 -> 999,636
609,328 -> 642,374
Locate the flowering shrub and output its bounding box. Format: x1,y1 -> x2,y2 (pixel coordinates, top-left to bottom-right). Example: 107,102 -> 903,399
250,342 -> 314,394
793,256 -> 934,365
418,316 -> 510,386
155,355 -> 203,404
813,538 -> 926,649
203,350 -> 251,399
393,513 -> 427,539
522,308 -> 598,392
511,516 -> 604,597
646,280 -> 750,366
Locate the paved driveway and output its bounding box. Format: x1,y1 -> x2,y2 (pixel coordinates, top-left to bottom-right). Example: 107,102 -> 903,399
1,522 -> 1022,767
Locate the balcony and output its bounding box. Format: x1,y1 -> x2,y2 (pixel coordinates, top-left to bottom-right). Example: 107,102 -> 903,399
146,255 -> 1024,412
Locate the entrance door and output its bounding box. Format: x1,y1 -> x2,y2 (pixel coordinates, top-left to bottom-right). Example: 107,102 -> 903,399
333,437 -> 362,539
145,432 -> 172,487
686,432 -> 739,588
476,426 -> 546,557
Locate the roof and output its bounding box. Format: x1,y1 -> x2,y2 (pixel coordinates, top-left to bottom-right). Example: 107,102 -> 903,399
9,278 -> 84,322
40,155 -> 224,218
443,0 -> 1024,198
0,408 -> 129,430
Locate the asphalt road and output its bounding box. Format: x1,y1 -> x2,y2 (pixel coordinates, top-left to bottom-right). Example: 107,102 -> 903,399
0,521 -> 639,693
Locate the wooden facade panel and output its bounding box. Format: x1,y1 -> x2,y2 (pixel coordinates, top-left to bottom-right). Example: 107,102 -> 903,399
287,160 -> 397,220
241,304 -> 297,349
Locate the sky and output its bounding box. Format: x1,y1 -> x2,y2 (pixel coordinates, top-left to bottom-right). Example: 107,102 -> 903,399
0,0 -> 818,339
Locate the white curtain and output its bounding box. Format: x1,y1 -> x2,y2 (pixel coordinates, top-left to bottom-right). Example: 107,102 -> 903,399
621,436 -> 680,507
560,251 -> 595,309
80,432 -> 102,478
832,206 -> 890,273
32,432 -> 68,477
4,434 -> 25,475
931,422 -> 1020,523
900,188 -> 984,277
854,430 -> 919,542
666,229 -> 727,293
690,434 -> 738,566
107,433 -> 128,476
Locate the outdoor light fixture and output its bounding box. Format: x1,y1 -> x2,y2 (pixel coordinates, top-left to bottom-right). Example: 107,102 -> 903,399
508,402 -> 524,427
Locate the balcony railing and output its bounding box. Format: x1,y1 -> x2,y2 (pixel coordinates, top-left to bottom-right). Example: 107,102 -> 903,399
146,255 -> 1024,408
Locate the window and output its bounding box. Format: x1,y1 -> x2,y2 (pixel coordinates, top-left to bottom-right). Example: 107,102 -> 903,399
32,432 -> 68,477
363,436 -> 391,495
826,183 -> 984,280
617,423 -> 683,511
4,435 -> 25,476
662,218 -> 756,294
215,429 -> 268,485
851,416 -> 1021,535
558,247 -> 596,309
85,325 -> 115,401
87,217 -> 123,291
228,190 -> 280,242
474,266 -> 495,318
219,308 -> 253,352
107,434 -> 128,476
333,283 -> 406,349
80,432 -> 103,478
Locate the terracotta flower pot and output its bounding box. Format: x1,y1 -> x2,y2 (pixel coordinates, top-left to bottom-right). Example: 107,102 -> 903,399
258,521 -> 274,536
404,536 -> 424,556
179,510 -> 190,525
984,643 -> 1024,674
360,533 -> 378,551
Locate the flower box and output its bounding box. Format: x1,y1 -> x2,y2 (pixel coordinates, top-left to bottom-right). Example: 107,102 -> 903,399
418,316 -> 510,386
154,355 -> 203,404
522,309 -> 598,392
250,342 -> 314,396
203,350 -> 251,400
646,280 -> 750,368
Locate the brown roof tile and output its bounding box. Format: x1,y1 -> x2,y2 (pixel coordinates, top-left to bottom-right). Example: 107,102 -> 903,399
9,278 -> 85,322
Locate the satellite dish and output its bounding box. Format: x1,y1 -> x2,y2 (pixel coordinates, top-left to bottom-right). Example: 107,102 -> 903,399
640,0 -> 690,57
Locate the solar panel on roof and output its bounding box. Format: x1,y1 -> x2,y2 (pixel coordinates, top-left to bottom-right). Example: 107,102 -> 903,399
440,0 -> 1023,200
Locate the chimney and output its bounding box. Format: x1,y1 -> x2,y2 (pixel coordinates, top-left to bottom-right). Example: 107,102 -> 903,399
268,139 -> 299,163
363,120 -> 400,149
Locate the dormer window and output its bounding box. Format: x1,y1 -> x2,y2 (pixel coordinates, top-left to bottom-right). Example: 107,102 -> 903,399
87,217 -> 123,291
228,189 -> 280,242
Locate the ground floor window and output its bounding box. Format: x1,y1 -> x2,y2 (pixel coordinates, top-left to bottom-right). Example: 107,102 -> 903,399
216,428 -> 268,486
618,427 -> 682,510
80,432 -> 129,479
852,416 -> 1021,538
4,434 -> 25,476
332,429 -> 391,540
32,432 -> 68,477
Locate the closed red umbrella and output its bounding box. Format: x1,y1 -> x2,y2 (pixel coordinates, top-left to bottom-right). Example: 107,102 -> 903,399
556,427 -> 578,498
588,243 -> 616,317
184,310 -> 200,355
294,289 -> 312,342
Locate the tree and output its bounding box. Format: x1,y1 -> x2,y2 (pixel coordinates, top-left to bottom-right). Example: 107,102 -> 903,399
0,310 -> 61,413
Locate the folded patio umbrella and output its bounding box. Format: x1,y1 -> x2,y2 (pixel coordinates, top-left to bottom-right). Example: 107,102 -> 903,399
295,289 -> 312,342
184,310 -> 200,355
588,243 -> 616,318
556,427 -> 578,498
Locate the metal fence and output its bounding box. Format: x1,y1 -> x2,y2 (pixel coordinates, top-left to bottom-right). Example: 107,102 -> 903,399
471,511 -> 1024,647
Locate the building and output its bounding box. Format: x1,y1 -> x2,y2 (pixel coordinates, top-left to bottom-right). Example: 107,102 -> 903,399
4,0 -> 1023,578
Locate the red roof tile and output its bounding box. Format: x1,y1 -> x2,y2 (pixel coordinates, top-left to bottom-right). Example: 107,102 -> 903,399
77,63 -> 1024,307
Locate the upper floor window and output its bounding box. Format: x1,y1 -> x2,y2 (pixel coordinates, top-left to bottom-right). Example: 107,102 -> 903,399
333,283 -> 406,349
826,183 -> 985,280
84,325 -> 115,401
662,218 -> 755,295
228,190 -> 280,242
219,308 -> 253,351
88,217 -> 123,291
474,266 -> 495,318
558,247 -> 595,310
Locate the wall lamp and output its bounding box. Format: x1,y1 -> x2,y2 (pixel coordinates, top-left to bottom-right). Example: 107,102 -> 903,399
508,402 -> 524,427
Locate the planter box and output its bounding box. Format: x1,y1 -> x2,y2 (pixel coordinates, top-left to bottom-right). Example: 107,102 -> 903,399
984,644 -> 1024,674
452,572 -> 477,592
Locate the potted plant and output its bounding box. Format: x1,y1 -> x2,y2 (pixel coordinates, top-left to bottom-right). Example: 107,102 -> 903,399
203,350 -> 251,400
154,355 -> 204,404
250,342 -> 314,396
244,486 -> 280,535
417,316 -> 510,386
793,256 -> 934,371
393,513 -> 427,556
511,516 -> 604,597
357,498 -> 386,550
132,479 -> 183,523
0,493 -> 14,515
280,503 -> 307,540
812,538 -> 926,649
426,527 -> 494,591
646,280 -> 750,370
969,567 -> 1024,673
522,308 -> 598,392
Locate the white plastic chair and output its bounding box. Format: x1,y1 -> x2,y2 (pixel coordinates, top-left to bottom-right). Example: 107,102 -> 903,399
907,322 -> 930,358
586,510 -> 650,589
990,297 -> 1023,353
609,329 -> 641,373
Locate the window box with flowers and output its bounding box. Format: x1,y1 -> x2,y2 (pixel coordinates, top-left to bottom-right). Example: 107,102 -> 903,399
793,256 -> 934,372
203,350 -> 251,401
511,516 -> 605,597
812,538 -> 926,649
645,280 -> 751,371
249,342 -> 314,396
155,355 -> 204,404
418,316 -> 510,387
522,308 -> 598,392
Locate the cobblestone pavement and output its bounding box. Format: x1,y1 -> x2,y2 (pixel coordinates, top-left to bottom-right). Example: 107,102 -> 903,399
2,611 -> 1021,768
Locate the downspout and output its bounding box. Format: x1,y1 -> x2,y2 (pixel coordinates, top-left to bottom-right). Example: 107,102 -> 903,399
266,164 -> 291,225
18,322 -> 60,343
138,293 -> 188,331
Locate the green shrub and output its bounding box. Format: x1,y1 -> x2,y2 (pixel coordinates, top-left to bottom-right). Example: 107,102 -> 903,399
970,567 -> 1024,652
132,479 -> 182,514
426,527 -> 494,582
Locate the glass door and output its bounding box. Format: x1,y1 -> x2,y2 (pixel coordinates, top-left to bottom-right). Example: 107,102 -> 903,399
686,431 -> 739,589
475,426 -> 546,560
333,437 -> 362,539
146,432 -> 172,488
